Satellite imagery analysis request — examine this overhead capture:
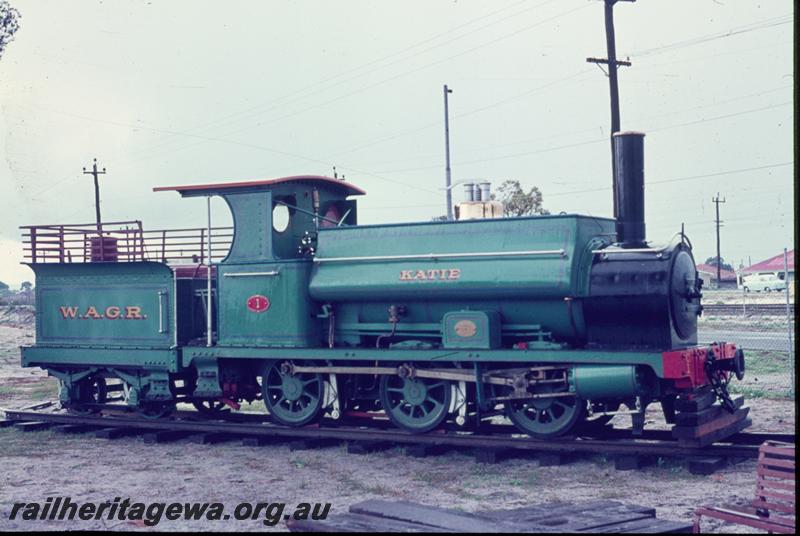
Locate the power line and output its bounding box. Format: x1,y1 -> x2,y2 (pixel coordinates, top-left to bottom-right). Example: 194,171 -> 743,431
116,2 -> 593,165
340,83 -> 792,169
338,161 -> 793,211
16,92 -> 791,204
360,99 -> 790,175
117,6 -> 785,165
138,1 -> 539,140
81,1 -> 537,166
634,39 -> 790,71
554,161 -> 791,197
18,106 -> 440,199
324,69 -> 591,160
629,14 -> 792,57
115,0 -> 574,164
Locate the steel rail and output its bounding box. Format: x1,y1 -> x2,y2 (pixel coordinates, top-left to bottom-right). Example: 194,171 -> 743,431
2,407 -> 792,460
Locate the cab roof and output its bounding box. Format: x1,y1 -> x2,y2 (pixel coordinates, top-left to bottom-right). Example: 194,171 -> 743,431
153,175 -> 365,197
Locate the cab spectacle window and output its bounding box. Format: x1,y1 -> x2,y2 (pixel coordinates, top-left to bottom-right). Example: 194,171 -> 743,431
272,196 -> 295,234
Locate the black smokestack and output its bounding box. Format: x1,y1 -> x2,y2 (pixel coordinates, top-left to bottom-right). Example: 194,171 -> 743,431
613,131 -> 646,248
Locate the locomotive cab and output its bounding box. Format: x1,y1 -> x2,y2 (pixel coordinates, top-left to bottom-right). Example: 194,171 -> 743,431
154,175 -> 364,349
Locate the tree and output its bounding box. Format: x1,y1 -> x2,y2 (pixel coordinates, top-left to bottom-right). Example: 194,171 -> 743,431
704,256 -> 733,272
0,1 -> 21,60
495,180 -> 550,217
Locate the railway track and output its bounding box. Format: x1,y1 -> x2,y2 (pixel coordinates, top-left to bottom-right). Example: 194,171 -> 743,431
1,402 -> 794,473
703,303 -> 794,316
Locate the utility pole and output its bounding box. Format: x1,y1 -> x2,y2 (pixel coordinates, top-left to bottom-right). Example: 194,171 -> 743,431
587,0 -> 634,221
83,158 -> 107,232
443,84 -> 454,221
712,192 -> 726,285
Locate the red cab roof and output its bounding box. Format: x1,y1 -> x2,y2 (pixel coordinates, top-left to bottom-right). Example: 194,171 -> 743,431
153,175 -> 365,197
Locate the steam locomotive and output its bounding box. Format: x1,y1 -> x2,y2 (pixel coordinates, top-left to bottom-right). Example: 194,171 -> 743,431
20,132 -> 746,438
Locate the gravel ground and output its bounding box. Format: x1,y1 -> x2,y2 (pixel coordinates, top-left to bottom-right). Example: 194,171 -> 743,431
0,317 -> 795,532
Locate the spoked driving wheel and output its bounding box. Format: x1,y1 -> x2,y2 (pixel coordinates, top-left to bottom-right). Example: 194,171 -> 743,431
261,361 -> 324,426
66,375 -> 108,415
505,394 -> 584,438
379,374 -> 452,433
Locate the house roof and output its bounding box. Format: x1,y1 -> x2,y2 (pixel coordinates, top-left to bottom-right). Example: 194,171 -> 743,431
153,175 -> 365,197
696,263 -> 738,281
741,250 -> 794,274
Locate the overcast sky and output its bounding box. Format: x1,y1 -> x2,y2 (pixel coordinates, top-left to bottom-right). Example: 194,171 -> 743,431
0,0 -> 794,286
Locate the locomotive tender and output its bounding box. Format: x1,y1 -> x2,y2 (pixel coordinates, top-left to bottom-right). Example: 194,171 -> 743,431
20,132 -> 746,438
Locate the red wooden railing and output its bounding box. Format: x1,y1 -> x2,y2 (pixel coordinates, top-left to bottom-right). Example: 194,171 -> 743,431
20,221 -> 233,264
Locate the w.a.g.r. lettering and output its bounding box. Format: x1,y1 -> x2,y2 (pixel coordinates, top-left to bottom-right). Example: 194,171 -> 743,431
59,306 -> 147,320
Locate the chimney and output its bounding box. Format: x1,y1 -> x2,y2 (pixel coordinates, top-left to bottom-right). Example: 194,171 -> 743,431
463,183 -> 475,202
479,181 -> 491,202
613,131 -> 646,248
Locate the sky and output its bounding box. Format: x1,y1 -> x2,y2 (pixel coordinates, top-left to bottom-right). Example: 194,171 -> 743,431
0,0 -> 794,287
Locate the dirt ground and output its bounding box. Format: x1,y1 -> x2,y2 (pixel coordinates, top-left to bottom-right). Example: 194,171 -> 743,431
0,312 -> 796,532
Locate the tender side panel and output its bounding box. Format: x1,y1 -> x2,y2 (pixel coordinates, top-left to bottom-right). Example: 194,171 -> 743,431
30,262 -> 175,348
21,346 -> 180,373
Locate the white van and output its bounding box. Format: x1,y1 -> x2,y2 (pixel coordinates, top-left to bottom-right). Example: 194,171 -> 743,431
742,273 -> 787,292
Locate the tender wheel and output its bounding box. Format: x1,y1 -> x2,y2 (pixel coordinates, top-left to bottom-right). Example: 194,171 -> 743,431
379,374 -> 451,433
261,361 -> 324,426
137,402 -> 174,419
192,400 -> 230,415
505,395 -> 584,438
67,376 -> 108,415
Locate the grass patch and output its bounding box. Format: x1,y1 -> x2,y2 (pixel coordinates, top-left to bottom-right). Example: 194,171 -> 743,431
0,385 -> 20,396
698,315 -> 794,333
336,472 -> 401,497
597,489 -> 627,499
0,429 -> 59,457
26,383 -> 58,400
411,471 -> 437,485
729,384 -> 794,399
743,350 -> 792,375
444,484 -> 484,501
650,457 -> 701,480
507,472 -> 538,488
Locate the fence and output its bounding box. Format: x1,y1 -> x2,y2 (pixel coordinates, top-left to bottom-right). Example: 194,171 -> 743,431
699,285 -> 795,400
20,221 -> 233,265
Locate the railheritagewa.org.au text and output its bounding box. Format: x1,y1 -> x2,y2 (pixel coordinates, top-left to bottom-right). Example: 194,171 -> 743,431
9,497 -> 331,527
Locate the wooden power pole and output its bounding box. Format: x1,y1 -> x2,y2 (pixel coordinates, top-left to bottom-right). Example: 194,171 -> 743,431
712,192 -> 726,285
83,158 -> 107,232
443,84 -> 454,221
587,0 -> 635,221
